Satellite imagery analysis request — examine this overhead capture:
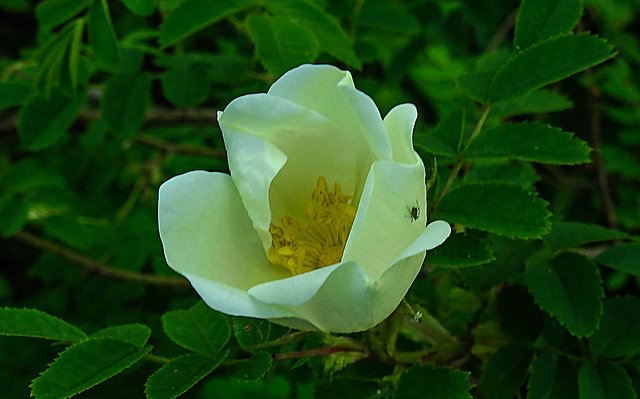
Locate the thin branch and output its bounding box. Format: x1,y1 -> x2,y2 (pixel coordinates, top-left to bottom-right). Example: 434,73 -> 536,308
135,134 -> 226,158
585,70 -> 619,229
273,347 -> 358,361
486,8 -> 519,53
13,231 -> 190,288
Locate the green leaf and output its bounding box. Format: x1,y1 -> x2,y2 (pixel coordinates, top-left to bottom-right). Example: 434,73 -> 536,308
490,89 -> 573,118
0,308 -> 86,341
426,230 -> 495,267
102,72 -> 151,137
435,183 -> 551,239
91,324 -> 151,349
68,17 -> 84,90
226,352 -> 273,382
527,353 -> 579,399
482,344 -> 533,399
525,252 -> 603,338
145,351 -> 228,399
589,297 -> 640,359
415,109 -> 465,157
35,0 -> 92,30
456,70 -> 495,103
120,0 -> 155,16
0,196 -> 29,237
18,89 -> 83,150
465,122 -> 591,165
544,222 -> 631,251
232,317 -> 271,350
595,243 -> 640,277
514,0 -> 583,51
88,0 -> 121,68
578,363 -> 636,399
247,14 -> 319,75
30,338 -> 151,399
265,0 -> 361,69
161,63 -> 209,107
464,162 -> 539,186
488,34 -> 614,104
396,364 -> 472,399
162,301 -> 230,356
159,0 -> 253,47
0,82 -> 33,111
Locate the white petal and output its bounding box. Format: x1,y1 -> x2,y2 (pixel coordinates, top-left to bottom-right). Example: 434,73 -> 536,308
343,160 -> 427,280
248,263 -> 342,306
219,92 -> 372,236
383,103 -> 420,164
268,64 -> 393,161
158,170 -> 289,303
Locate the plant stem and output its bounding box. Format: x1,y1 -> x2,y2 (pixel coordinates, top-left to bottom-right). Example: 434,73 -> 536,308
14,231 -> 190,287
273,347 -> 357,361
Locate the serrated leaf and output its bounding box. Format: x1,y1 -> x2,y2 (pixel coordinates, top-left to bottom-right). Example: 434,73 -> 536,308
120,0 -> 155,16
35,0 -> 92,30
159,0 -> 253,47
527,353 -> 578,399
18,89 -> 83,150
232,317 -> 271,350
544,222 -> 631,251
0,82 -> 33,110
464,162 -> 539,186
456,70 -> 495,103
0,196 -> 29,237
161,62 -> 209,107
482,344 -> 533,399
88,0 -> 120,68
162,301 -> 230,356
490,89 -> 573,118
396,364 -> 472,399
466,122 -> 591,164
415,109 -> 464,157
589,297 -> 640,359
0,308 -> 86,342
248,14 -> 319,75
145,351 -> 228,399
514,0 -> 583,51
595,243 -> 640,276
30,338 -> 151,399
226,352 -> 273,382
265,0 -> 361,69
102,72 -> 151,137
578,363 -> 636,399
91,324 -> 151,349
426,230 -> 495,267
488,34 -> 614,104
525,252 -> 603,338
435,183 -> 551,239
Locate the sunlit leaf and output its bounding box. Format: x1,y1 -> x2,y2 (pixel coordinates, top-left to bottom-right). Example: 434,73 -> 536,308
0,308 -> 86,342
162,301 -> 230,356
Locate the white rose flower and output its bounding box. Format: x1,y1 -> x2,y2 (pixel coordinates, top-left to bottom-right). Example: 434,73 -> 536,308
158,64 -> 450,333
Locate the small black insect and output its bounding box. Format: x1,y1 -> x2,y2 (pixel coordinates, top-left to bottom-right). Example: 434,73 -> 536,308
407,201 -> 420,222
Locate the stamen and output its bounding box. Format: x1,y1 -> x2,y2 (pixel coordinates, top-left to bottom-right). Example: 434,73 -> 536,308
268,176 -> 357,275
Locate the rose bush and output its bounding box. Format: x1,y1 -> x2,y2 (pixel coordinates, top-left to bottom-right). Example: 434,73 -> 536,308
158,64 -> 450,333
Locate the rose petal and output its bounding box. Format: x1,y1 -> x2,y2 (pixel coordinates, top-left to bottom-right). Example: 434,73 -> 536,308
158,171 -> 288,289
383,103 -> 420,165
343,160 -> 427,280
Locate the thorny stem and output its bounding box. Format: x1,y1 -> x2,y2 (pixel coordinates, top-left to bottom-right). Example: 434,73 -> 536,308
14,231 -> 190,287
244,331 -> 310,351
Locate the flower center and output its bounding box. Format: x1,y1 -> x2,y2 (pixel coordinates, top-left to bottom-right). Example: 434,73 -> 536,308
268,176 -> 357,275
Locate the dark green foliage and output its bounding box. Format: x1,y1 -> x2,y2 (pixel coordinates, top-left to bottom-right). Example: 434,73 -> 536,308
2,0 -> 639,397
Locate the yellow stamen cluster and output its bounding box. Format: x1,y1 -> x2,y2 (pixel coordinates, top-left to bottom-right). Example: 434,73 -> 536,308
269,176 -> 357,275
